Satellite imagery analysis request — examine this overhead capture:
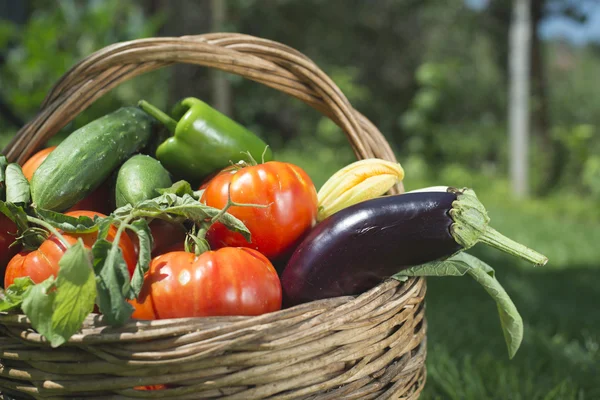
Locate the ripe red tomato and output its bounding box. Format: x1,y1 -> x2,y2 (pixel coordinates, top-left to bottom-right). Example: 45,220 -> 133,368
0,214 -> 20,285
130,247 -> 282,320
21,146 -> 57,181
4,235 -> 75,287
200,161 -> 318,260
4,211 -> 137,287
21,146 -> 112,214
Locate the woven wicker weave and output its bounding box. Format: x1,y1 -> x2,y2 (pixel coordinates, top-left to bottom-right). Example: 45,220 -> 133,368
0,33 -> 425,399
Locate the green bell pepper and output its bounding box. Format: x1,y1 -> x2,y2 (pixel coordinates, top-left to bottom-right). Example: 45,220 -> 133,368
138,98 -> 273,182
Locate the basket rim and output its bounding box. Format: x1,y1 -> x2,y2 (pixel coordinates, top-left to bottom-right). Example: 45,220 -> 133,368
0,278 -> 423,345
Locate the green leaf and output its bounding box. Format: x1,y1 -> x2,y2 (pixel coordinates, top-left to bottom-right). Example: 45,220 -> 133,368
35,208 -> 98,234
128,219 -> 152,298
112,204 -> 134,220
5,164 -> 30,205
92,238 -> 134,325
50,239 -> 96,347
22,277 -> 59,345
156,180 -> 195,197
0,277 -> 35,312
0,154 -> 8,200
95,217 -> 113,241
393,252 -> 524,359
132,193 -> 251,242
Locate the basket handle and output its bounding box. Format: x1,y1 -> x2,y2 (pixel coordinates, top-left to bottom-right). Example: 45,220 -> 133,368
2,33 -> 403,193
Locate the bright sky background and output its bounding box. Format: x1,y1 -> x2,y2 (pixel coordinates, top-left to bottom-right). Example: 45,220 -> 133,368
465,0 -> 600,45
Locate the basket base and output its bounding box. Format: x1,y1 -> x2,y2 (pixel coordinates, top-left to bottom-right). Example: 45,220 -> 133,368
0,279 -> 427,399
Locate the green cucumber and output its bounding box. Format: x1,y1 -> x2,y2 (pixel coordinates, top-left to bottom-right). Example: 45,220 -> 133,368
31,107 -> 154,211
115,154 -> 172,208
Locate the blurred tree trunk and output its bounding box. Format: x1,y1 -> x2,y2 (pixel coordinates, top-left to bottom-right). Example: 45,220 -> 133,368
530,0 -> 549,143
530,0 -> 554,193
144,0 -> 231,114
509,0 -> 532,198
487,0 -> 512,83
153,0 -> 213,105
210,0 -> 231,115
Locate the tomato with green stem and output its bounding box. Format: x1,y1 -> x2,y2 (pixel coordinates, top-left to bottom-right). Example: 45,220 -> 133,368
130,193 -> 282,320
4,211 -> 137,287
131,246 -> 282,320
200,158 -> 318,260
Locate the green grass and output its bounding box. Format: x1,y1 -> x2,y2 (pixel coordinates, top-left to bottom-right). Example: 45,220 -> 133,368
420,195 -> 600,400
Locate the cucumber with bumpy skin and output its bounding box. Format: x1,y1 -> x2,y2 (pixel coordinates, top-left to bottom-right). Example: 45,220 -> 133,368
31,107 -> 154,211
115,154 -> 172,208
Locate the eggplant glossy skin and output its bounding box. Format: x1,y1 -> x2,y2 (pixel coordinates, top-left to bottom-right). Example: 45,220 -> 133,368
281,191 -> 461,306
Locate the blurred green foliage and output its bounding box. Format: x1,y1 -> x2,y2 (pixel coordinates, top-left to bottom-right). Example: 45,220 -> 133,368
400,60 -> 506,174
0,0 -> 168,148
2,0 -> 599,206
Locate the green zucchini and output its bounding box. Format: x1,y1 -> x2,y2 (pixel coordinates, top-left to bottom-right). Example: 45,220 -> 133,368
115,154 -> 172,208
31,107 -> 154,211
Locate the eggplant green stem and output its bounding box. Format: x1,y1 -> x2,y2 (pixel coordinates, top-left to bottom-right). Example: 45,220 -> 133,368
449,188 -> 548,267
479,226 -> 548,266
138,100 -> 177,133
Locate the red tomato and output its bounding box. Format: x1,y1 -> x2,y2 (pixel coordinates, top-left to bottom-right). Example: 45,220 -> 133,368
5,235 -> 75,287
21,146 -> 57,181
200,161 -> 318,260
4,211 -> 137,287
21,146 -> 112,214
1,214 -> 21,285
130,248 -> 282,320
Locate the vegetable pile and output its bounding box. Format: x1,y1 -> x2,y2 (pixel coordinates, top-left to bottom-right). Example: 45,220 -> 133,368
0,98 -> 547,363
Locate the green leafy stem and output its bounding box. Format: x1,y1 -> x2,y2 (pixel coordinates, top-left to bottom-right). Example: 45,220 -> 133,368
394,252 -> 523,359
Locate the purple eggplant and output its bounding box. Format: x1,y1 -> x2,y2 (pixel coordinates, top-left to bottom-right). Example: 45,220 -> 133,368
281,187 -> 547,306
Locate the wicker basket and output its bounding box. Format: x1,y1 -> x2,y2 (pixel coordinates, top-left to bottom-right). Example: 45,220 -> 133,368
0,33 -> 426,399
